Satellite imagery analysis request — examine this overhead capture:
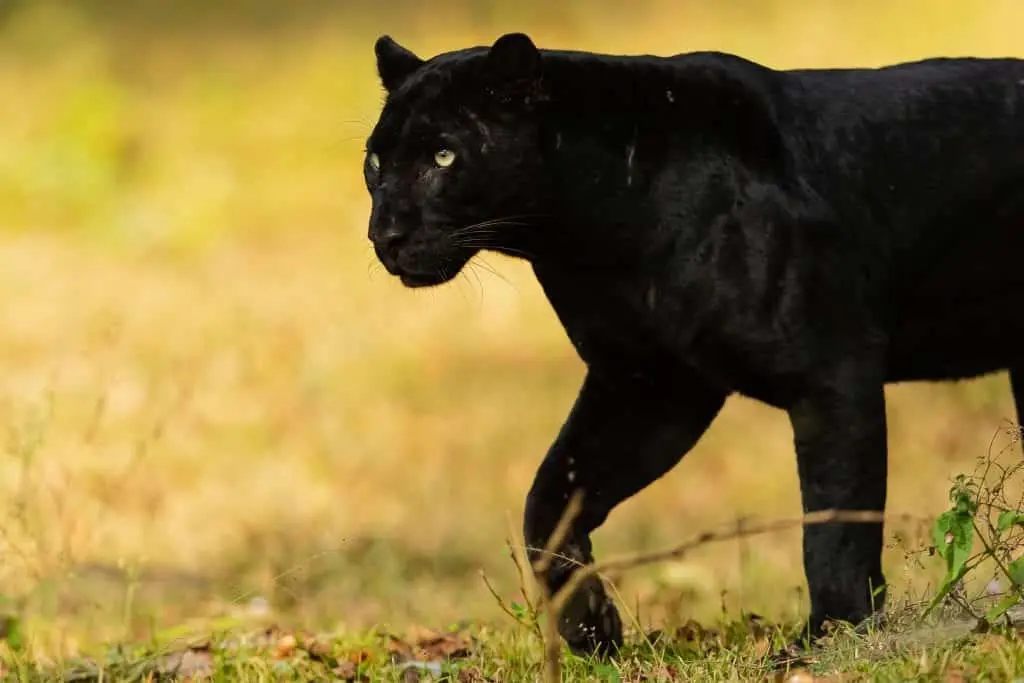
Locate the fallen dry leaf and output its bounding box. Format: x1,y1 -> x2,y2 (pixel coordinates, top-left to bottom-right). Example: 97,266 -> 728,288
768,640 -> 818,672
410,629 -> 473,660
772,671 -> 854,683
345,647 -> 376,666
255,624 -> 284,649
385,634 -> 416,664
648,618 -> 724,654
333,660 -> 359,681
648,664 -> 682,681
777,668 -> 816,683
407,625 -> 443,642
273,633 -> 297,659
302,635 -> 334,662
944,669 -> 968,683
457,666 -> 488,682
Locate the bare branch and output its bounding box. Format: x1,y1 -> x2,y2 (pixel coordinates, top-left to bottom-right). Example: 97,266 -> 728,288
531,489 -> 584,683
532,489 -> 584,577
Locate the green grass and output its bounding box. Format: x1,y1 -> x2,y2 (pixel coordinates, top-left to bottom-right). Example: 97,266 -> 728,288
6,601 -> 1024,681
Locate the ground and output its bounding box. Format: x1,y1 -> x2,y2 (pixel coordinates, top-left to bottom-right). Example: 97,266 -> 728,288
2,1 -> 1024,680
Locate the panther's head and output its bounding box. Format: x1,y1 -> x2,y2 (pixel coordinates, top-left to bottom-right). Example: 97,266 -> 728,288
363,33 -> 549,287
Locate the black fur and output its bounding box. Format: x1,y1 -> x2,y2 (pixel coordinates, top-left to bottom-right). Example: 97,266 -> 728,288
364,32 -> 1024,655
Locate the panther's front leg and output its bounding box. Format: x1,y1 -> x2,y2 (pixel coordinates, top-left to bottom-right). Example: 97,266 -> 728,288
523,366 -> 727,656
789,352 -> 889,643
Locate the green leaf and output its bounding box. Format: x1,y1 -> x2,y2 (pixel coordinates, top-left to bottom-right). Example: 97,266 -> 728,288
932,509 -> 974,578
985,594 -> 1021,623
924,505 -> 976,619
509,602 -> 528,619
1007,557 -> 1024,588
998,510 -> 1024,535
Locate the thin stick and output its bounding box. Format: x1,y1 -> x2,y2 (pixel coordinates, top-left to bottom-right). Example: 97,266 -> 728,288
504,513 -> 540,622
533,490 -> 584,576
531,505 -> 920,678
532,489 -> 584,683
549,509 -> 903,619
480,569 -> 535,632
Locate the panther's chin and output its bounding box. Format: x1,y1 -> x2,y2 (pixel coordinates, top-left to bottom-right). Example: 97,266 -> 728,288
392,249 -> 474,288
398,269 -> 458,288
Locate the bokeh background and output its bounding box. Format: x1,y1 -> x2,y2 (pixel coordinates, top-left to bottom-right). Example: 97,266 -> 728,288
2,0 -> 1023,655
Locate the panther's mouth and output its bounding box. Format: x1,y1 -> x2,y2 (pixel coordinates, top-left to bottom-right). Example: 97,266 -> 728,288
373,239 -> 473,289
398,269 -> 454,288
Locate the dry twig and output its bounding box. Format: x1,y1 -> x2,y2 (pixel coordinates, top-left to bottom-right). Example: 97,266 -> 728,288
530,506 -> 920,681
532,489 -> 584,683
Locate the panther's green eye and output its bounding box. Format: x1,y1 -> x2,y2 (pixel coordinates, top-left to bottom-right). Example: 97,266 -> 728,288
434,148 -> 456,168
367,152 -> 380,171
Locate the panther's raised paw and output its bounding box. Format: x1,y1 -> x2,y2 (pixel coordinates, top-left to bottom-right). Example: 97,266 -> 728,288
560,591 -> 624,658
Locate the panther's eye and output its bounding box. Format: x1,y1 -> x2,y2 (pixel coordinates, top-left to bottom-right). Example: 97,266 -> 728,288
434,148 -> 456,168
367,152 -> 380,171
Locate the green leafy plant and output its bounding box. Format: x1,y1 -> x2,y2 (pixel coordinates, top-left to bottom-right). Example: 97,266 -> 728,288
925,432 -> 1024,624
927,475 -> 979,614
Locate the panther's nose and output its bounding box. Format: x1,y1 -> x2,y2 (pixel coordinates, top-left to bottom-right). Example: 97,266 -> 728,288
370,224 -> 407,255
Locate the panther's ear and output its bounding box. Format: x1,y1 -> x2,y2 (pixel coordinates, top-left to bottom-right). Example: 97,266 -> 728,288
484,33 -> 542,96
375,35 -> 424,91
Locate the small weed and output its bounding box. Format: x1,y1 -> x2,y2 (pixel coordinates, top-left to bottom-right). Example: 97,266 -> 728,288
921,426 -> 1024,628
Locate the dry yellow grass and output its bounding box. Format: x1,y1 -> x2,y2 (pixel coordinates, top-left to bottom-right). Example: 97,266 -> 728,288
1,0 -> 1023,656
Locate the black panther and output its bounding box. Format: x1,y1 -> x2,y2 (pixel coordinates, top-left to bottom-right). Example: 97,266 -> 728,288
362,31 -> 1024,656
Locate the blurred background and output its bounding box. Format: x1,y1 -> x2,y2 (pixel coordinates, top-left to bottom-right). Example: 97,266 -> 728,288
1,0 -> 1023,655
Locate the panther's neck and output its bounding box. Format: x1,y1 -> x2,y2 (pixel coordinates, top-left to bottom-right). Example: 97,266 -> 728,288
529,49 -> 789,251
489,52 -> 787,270
537,48 -> 780,122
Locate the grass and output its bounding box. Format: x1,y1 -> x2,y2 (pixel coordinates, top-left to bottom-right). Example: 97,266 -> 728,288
10,619 -> 1024,682
2,0 -> 1024,679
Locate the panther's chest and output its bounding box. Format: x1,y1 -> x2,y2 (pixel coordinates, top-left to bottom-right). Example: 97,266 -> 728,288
532,265 -> 805,406
533,266 -> 697,377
